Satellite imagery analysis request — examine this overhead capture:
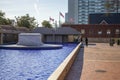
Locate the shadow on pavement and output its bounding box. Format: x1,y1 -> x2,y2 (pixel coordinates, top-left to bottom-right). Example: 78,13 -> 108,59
65,47 -> 84,80
88,43 -> 96,46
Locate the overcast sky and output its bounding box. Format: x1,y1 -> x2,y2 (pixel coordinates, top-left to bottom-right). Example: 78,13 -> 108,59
0,0 -> 68,26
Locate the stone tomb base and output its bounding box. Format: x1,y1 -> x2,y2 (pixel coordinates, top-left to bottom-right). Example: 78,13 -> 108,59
0,33 -> 62,50
17,33 -> 43,46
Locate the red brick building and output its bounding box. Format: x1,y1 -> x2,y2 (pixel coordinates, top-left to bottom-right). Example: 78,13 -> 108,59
62,24 -> 120,42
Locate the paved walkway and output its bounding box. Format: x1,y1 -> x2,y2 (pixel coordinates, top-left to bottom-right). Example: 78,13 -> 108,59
65,43 -> 120,80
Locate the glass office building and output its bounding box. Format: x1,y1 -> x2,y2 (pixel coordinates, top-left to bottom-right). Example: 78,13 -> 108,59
67,0 -> 120,24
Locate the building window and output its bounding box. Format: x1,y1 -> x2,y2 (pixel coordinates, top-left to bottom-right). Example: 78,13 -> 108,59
98,30 -> 102,35
116,29 -> 120,34
81,29 -> 85,34
107,29 -> 111,34
89,29 -> 94,35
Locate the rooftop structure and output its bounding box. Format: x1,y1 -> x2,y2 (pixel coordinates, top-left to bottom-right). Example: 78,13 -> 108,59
0,25 -> 29,33
32,27 -> 80,35
32,27 -> 81,43
89,13 -> 120,24
0,25 -> 29,44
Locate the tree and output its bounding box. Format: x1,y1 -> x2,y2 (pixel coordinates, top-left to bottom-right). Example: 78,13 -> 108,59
15,14 -> 37,29
42,20 -> 52,28
0,10 -> 12,25
0,10 -> 5,17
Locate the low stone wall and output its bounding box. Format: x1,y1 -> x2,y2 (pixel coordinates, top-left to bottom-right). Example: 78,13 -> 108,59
88,38 -> 110,43
48,43 -> 81,80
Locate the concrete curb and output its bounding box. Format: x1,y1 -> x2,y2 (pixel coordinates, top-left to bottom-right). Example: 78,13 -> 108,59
48,43 -> 81,80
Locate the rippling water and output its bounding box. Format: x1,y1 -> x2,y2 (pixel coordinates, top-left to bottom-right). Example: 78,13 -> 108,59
0,44 -> 77,80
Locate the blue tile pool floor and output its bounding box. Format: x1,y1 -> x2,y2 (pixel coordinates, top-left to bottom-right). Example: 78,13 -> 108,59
0,44 -> 77,80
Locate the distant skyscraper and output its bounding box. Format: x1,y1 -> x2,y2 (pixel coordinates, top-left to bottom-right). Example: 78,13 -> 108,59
66,0 -> 120,24
66,0 -> 76,24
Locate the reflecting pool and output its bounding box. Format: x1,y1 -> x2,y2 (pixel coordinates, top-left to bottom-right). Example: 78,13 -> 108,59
0,43 -> 77,80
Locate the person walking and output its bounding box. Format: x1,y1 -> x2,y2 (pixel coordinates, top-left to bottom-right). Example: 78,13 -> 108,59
85,37 -> 88,46
80,37 -> 83,42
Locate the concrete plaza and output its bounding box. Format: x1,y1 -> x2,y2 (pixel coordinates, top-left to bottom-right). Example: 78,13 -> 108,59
65,43 -> 120,80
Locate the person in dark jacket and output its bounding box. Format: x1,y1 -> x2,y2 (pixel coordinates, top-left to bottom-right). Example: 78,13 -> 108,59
85,37 -> 88,46
80,37 -> 83,42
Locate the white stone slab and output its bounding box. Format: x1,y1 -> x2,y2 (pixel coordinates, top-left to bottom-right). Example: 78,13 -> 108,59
17,33 -> 43,46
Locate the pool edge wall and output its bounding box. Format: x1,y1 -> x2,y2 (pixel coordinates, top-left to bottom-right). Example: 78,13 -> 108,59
48,43 -> 82,80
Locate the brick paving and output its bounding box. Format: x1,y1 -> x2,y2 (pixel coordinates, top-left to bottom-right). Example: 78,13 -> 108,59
66,43 -> 120,80
81,43 -> 120,80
